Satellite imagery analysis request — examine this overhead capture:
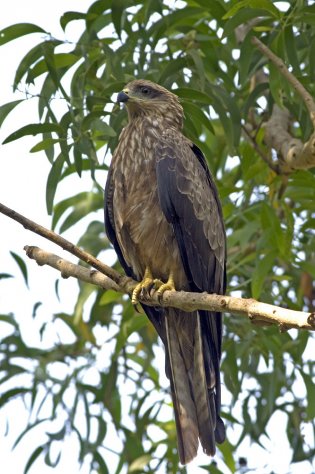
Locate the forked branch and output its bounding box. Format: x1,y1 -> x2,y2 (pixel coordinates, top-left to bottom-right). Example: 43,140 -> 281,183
252,36 -> 315,172
1,201 -> 314,332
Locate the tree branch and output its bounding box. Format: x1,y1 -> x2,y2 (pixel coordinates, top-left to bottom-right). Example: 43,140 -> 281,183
264,105 -> 315,173
24,245 -> 315,331
2,201 -> 315,331
251,36 -> 315,126
0,201 -> 133,291
252,36 -> 315,172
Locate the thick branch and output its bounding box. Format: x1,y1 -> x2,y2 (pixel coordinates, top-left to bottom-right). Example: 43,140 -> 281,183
25,245 -> 315,332
24,245 -> 120,292
251,36 -> 315,126
251,37 -> 315,172
264,105 -> 315,173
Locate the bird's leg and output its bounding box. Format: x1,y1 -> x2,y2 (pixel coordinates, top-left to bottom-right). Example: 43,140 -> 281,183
154,271 -> 176,302
131,267 -> 155,305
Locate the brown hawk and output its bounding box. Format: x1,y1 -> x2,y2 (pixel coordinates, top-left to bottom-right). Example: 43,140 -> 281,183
104,80 -> 226,464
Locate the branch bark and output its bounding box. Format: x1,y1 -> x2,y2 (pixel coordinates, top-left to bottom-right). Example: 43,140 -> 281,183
2,201 -> 315,332
0,201 -> 133,291
24,245 -> 315,331
264,105 -> 315,173
252,36 -> 315,172
251,36 -> 315,126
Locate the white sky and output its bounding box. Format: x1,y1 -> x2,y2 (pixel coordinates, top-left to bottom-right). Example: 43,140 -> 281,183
0,2 -> 314,474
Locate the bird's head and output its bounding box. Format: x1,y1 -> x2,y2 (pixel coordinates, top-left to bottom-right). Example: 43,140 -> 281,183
117,79 -> 183,129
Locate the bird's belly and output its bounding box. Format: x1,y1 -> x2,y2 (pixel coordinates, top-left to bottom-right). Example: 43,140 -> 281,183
115,184 -> 187,288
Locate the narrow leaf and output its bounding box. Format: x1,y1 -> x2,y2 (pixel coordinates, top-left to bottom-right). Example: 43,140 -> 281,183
46,154 -> 65,214
3,123 -> 63,144
0,100 -> 23,128
0,23 -> 46,46
24,446 -> 44,474
10,252 -> 28,288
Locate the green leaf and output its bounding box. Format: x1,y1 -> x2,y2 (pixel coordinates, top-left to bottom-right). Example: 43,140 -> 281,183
24,446 -> 44,474
182,101 -> 214,135
57,192 -> 103,233
175,87 -> 212,103
3,123 -> 63,144
223,0 -> 279,19
251,251 -> 277,299
93,451 -> 109,474
10,252 -> 28,288
0,23 -> 46,46
0,273 -> 13,280
111,0 -> 127,38
29,138 -> 60,153
284,25 -> 300,75
0,314 -> 18,329
0,100 -> 23,128
0,387 -> 29,408
158,57 -> 188,84
129,454 -> 151,472
218,438 -> 236,472
301,372 -> 315,419
13,40 -> 60,89
115,313 -> 148,357
32,301 -> 42,318
13,419 -> 49,449
243,82 -> 269,118
309,36 -> 315,81
100,290 -> 121,306
46,154 -> 65,214
27,53 -> 80,81
239,31 -> 254,86
223,8 -> 270,37
60,11 -> 87,31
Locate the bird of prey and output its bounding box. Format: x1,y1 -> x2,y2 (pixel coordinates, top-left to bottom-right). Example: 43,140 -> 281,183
104,79 -> 226,464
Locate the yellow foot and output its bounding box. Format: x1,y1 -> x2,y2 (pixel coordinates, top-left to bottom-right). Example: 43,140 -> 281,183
132,268 -> 155,305
155,272 -> 176,302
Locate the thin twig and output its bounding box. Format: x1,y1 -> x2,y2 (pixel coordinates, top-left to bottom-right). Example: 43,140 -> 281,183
0,201 -> 133,291
241,124 -> 280,174
0,203 -> 132,286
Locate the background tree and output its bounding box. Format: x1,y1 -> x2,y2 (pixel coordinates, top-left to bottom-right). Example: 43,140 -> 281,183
0,1 -> 314,473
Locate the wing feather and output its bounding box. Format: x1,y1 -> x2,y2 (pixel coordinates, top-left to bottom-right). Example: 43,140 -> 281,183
104,165 -> 167,344
155,131 -> 226,444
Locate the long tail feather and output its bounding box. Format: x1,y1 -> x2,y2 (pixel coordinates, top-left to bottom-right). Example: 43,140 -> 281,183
164,308 -> 220,464
165,310 -> 199,464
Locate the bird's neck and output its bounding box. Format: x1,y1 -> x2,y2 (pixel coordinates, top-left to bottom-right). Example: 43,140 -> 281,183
127,109 -> 183,131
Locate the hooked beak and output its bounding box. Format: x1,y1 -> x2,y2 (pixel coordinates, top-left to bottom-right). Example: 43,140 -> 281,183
117,89 -> 129,103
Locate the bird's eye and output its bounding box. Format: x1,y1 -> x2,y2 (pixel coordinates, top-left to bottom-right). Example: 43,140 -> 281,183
141,87 -> 149,95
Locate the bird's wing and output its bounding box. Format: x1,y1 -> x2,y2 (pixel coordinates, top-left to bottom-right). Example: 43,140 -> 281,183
104,165 -> 134,278
155,130 -> 226,443
156,132 -> 226,294
104,164 -> 167,344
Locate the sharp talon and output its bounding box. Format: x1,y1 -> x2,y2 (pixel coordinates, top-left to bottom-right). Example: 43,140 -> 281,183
156,272 -> 176,302
153,278 -> 163,289
146,282 -> 155,294
131,268 -> 154,305
131,270 -> 176,305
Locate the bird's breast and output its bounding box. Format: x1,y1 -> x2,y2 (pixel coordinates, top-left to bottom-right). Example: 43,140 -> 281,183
111,125 -> 186,286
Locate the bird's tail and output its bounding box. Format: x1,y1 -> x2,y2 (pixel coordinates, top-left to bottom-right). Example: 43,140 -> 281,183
164,308 -> 224,465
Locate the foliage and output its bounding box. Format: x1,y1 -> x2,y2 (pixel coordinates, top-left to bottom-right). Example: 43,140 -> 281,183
0,0 -> 315,473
